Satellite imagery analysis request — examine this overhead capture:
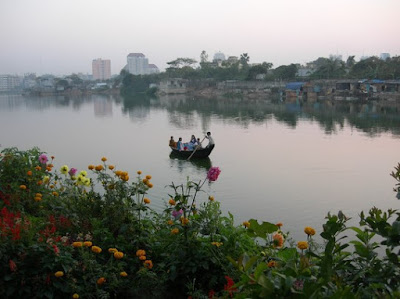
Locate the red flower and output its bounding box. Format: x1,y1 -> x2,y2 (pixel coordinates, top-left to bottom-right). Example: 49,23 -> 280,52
207,167 -> 221,182
224,276 -> 237,297
208,289 -> 215,298
9,259 -> 17,272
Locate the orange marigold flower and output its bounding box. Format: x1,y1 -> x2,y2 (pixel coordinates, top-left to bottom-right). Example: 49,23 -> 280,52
83,241 -> 92,247
297,241 -> 309,250
52,191 -> 59,197
108,165 -> 115,170
101,157 -> 107,162
36,193 -> 42,197
304,226 -> 316,236
137,170 -> 142,175
147,183 -> 153,188
114,251 -> 124,259
169,199 -> 176,205
35,166 -> 42,171
167,220 -> 174,225
54,271 -> 64,277
120,271 -> 128,277
51,156 -> 55,160
97,277 -> 106,285
91,246 -> 102,253
37,180 -> 43,185
108,248 -> 118,253
95,165 -> 103,171
171,228 -> 179,235
34,196 -> 42,202
19,185 -> 27,190
276,222 -> 283,228
27,170 -> 32,176
144,198 -> 151,204
209,196 -> 214,201
267,260 -> 277,268
272,233 -> 284,248
88,165 -> 95,170
46,166 -> 52,172
72,242 -> 83,248
243,221 -> 250,228
115,170 -> 122,176
144,260 -> 153,269
142,178 -> 148,184
180,217 -> 189,225
139,255 -> 146,261
145,175 -> 152,180
121,175 -> 129,181
136,249 -> 146,257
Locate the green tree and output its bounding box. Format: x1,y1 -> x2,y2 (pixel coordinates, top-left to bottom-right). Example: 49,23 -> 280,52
273,64 -> 298,80
246,62 -> 273,80
239,53 -> 250,68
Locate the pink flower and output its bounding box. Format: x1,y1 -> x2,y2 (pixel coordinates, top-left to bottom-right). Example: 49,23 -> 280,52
39,154 -> 48,164
68,168 -> 77,176
9,260 -> 17,272
207,167 -> 221,182
172,209 -> 183,218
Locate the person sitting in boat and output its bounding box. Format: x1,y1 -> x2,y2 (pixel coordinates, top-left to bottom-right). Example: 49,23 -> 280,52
177,137 -> 184,151
205,132 -> 214,148
190,135 -> 197,145
169,136 -> 177,148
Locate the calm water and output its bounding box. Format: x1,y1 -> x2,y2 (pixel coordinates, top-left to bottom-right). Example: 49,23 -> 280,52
1,93 -> 400,241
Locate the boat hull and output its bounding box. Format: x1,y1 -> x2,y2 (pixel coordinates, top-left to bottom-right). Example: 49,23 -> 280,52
170,144 -> 214,159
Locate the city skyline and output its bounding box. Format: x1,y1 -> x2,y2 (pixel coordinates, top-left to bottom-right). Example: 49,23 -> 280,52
1,0 -> 399,76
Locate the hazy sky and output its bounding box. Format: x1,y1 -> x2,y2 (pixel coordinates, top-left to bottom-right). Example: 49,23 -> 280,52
1,0 -> 399,76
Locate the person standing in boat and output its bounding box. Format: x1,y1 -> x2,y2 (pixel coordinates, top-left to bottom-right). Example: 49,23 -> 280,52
205,132 -> 214,148
196,138 -> 202,149
177,137 -> 184,151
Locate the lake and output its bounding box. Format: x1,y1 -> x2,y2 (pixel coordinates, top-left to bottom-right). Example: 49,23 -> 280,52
1,93 -> 399,241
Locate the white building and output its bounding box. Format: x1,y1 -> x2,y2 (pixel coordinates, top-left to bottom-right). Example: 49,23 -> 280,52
213,52 -> 226,62
0,75 -> 22,91
380,53 -> 390,61
127,53 -> 149,75
148,64 -> 160,74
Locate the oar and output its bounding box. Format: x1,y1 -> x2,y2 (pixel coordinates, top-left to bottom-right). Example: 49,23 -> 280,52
187,136 -> 206,160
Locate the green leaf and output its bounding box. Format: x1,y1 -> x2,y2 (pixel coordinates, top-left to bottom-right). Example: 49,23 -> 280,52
244,255 -> 259,272
276,248 -> 298,262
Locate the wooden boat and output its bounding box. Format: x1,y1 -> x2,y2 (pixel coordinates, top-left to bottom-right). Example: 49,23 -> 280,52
169,144 -> 214,159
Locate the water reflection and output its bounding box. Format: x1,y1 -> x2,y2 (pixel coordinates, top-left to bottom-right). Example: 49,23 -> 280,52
169,152 -> 212,172
2,94 -> 400,137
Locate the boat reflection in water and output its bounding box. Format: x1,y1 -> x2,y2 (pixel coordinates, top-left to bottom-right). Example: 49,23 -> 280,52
169,151 -> 212,172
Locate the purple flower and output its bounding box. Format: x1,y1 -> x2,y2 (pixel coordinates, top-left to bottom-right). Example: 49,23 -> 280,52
172,209 -> 183,218
39,154 -> 48,164
207,167 -> 221,182
68,168 -> 78,176
293,279 -> 304,291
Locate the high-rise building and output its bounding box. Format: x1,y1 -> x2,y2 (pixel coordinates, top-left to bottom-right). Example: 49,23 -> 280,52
0,75 -> 22,91
92,58 -> 111,80
127,53 -> 149,75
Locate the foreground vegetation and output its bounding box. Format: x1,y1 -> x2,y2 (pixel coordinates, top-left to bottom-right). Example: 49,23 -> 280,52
1,147 -> 400,298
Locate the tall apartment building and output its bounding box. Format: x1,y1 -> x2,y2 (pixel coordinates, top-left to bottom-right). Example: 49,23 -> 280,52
127,53 -> 149,75
92,58 -> 111,80
0,75 -> 22,91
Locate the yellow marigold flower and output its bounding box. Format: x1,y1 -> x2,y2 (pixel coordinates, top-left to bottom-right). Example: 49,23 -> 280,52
83,241 -> 92,247
43,176 -> 50,183
72,294 -> 79,299
121,175 -> 129,182
36,193 -> 42,197
208,196 -> 215,201
146,175 -> 152,180
167,220 -> 174,225
136,249 -> 146,257
243,221 -> 250,228
144,260 -> 153,269
304,226 -> 316,236
211,242 -> 223,247
50,185 -> 54,189
52,191 -> 59,197
60,165 -> 69,174
137,170 -> 142,175
139,255 -> 146,261
144,198 -> 151,204
297,241 -> 309,250
108,248 -> 118,253
83,178 -> 91,186
169,199 -> 176,205
267,260 -> 277,268
34,196 -> 42,202
35,166 -> 42,171
27,170 -> 32,176
108,165 -> 115,170
114,251 -> 124,259
273,233 -> 284,248
101,157 -> 107,162
97,277 -> 106,285
79,170 -> 87,177
91,246 -> 102,253
120,271 -> 128,277
171,228 -> 179,235
276,222 -> 283,228
54,271 -> 64,277
88,165 -> 95,170
19,185 -> 27,190
72,242 -> 83,248
115,170 -> 122,176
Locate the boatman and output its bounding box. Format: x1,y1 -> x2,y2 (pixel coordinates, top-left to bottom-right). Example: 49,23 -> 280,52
205,132 -> 214,148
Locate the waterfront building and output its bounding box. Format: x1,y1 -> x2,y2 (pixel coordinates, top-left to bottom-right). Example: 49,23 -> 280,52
92,58 -> 111,80
0,74 -> 22,91
127,53 -> 149,75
